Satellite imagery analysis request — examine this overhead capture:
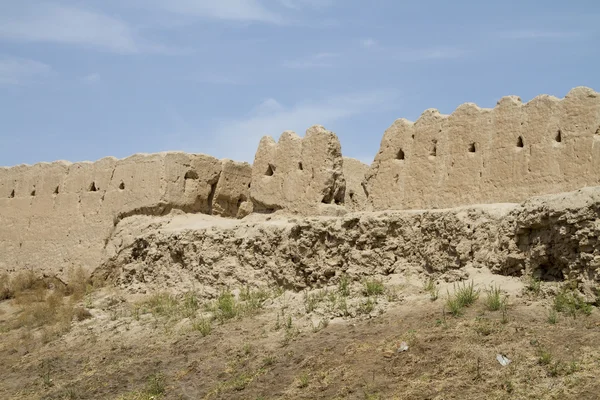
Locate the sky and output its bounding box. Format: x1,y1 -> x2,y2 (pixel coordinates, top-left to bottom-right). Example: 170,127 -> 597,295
1,0 -> 599,167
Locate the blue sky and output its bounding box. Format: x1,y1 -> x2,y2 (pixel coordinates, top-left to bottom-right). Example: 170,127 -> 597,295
1,0 -> 599,167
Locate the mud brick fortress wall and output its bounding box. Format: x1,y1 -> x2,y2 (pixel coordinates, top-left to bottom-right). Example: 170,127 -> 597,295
1,87 -> 599,278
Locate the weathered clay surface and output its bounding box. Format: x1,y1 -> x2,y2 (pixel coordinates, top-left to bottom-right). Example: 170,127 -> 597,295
3,86 -> 600,288
365,86 -> 600,210
96,186 -> 600,299
250,125 -> 346,214
0,152 -> 250,278
211,159 -> 252,218
342,157 -> 369,211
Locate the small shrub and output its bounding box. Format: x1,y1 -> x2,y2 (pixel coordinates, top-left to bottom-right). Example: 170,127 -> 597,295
423,277 -> 435,293
454,280 -> 480,307
180,292 -> 200,318
500,305 -> 509,324
554,289 -> 593,318
304,291 -> 322,313
429,287 -> 439,302
363,279 -> 385,296
144,293 -> 178,317
538,349 -> 553,366
240,286 -> 270,312
446,296 -> 463,317
484,285 -> 505,311
146,374 -> 166,397
358,298 -> 375,315
10,270 -> 39,294
527,277 -> 541,296
338,274 -> 350,297
337,297 -> 349,317
547,309 -> 558,324
214,291 -> 239,321
297,372 -> 309,388
192,318 -> 211,337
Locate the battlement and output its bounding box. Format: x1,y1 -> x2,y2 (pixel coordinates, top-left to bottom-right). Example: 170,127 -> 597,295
1,86 -> 599,279
364,86 -> 600,210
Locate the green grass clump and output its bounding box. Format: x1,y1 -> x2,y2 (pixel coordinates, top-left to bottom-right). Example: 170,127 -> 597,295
424,277 -> 439,301
117,373 -> 166,400
304,289 -> 327,313
446,281 -> 480,317
526,277 -> 541,296
358,298 -> 376,315
192,318 -> 212,337
553,289 -> 593,318
446,296 -> 464,317
338,274 -> 351,297
455,280 -> 480,307
547,309 -> 558,324
362,279 -> 385,296
214,291 -> 239,321
484,284 -> 505,311
144,293 -> 179,317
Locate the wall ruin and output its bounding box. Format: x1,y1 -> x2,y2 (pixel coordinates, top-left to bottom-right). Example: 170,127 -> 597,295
2,86 -> 600,281
0,152 -> 250,278
250,125 -> 346,215
364,86 -> 600,210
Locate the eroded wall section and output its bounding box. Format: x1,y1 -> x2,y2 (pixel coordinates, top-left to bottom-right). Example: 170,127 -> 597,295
365,86 -> 600,210
250,125 -> 346,215
342,157 -> 369,211
0,152 -> 251,278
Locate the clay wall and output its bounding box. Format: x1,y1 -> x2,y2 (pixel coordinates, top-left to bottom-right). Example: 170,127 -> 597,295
250,125 -> 346,215
342,157 -> 369,211
0,152 -> 251,278
364,86 -> 600,210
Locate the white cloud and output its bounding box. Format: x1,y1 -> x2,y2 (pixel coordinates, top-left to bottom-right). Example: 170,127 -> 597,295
283,52 -> 339,69
208,90 -> 396,162
147,0 -> 284,24
498,30 -> 582,40
278,0 -> 334,9
360,38 -> 377,48
0,56 -> 52,86
0,4 -> 139,53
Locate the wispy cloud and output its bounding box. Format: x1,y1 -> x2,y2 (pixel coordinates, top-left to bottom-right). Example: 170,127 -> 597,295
0,4 -> 140,53
393,47 -> 466,62
0,56 -> 52,86
146,0 -> 284,24
283,52 -> 339,69
360,38 -> 378,48
498,30 -> 582,40
207,90 -> 396,161
278,0 -> 335,10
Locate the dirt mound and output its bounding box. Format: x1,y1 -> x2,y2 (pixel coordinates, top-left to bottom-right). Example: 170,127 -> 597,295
96,187 -> 600,300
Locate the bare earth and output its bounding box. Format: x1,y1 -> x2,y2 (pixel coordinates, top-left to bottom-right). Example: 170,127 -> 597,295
1,269 -> 599,400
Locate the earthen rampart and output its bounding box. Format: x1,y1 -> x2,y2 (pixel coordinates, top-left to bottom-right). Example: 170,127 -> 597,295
2,86 -> 600,281
0,152 -> 251,277
364,86 -> 600,210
